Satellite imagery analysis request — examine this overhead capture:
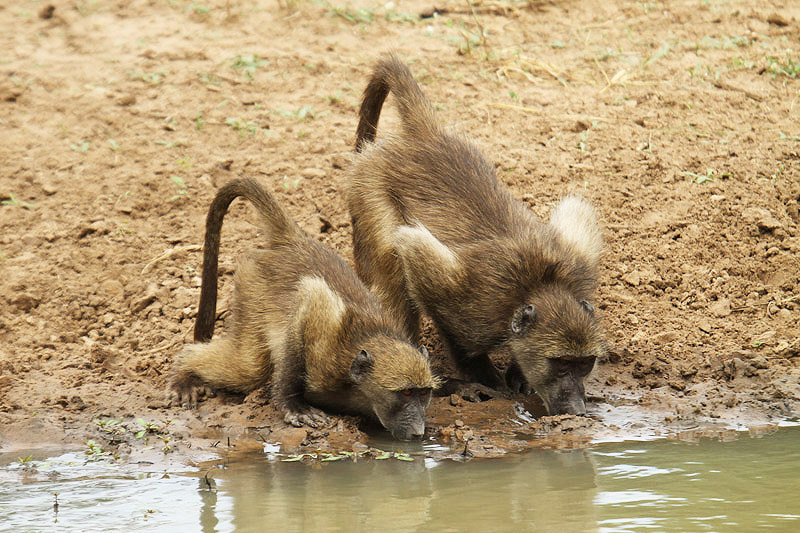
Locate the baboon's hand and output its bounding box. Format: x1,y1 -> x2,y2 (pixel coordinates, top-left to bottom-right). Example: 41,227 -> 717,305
505,362 -> 533,396
283,406 -> 329,429
167,372 -> 215,408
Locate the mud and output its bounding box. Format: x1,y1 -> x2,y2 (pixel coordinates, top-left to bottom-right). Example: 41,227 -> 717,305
1,0 -> 798,464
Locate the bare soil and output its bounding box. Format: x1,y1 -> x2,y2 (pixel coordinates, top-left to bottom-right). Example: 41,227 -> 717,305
1,0 -> 798,462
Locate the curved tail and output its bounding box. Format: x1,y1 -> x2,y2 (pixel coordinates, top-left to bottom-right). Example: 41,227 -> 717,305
194,177 -> 299,342
355,54 -> 438,152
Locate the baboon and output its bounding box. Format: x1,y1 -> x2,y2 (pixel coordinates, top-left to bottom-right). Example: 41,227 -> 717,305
169,177 -> 439,440
348,55 -> 606,415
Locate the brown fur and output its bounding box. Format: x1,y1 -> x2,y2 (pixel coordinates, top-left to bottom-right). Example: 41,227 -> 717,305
348,55 -> 606,415
169,177 -> 439,439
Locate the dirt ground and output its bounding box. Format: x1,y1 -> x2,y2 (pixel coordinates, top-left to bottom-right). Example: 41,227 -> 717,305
1,0 -> 798,463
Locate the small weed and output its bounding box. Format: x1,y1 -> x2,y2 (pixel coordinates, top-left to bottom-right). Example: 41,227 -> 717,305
277,105 -> 327,121
169,176 -> 187,201
766,55 -> 800,79
12,8 -> 34,18
184,2 -> 210,14
85,440 -> 112,461
550,40 -> 566,49
17,455 -> 33,465
94,418 -> 126,438
108,138 -> 121,151
135,418 -> 170,439
195,112 -> 204,130
643,41 -> 671,67
225,117 -> 259,135
384,9 -> 417,23
327,90 -> 343,105
330,5 -> 374,24
283,176 -> 301,190
159,435 -> 172,453
779,131 -> 800,142
445,20 -> 484,56
198,72 -> 221,86
177,157 -> 192,167
771,163 -> 785,180
681,168 -> 730,184
127,70 -> 164,85
577,131 -> 589,153
230,55 -> 267,79
155,140 -> 189,148
729,56 -> 754,70
71,140 -> 90,153
1,193 -> 36,209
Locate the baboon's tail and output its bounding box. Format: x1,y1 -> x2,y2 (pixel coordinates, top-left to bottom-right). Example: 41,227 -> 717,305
194,177 -> 299,342
355,54 -> 438,152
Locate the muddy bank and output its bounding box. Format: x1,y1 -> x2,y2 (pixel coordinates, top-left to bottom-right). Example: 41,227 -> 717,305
1,0 -> 799,464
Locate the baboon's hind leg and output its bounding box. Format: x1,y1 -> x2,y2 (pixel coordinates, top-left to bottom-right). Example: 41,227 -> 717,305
168,337 -> 269,407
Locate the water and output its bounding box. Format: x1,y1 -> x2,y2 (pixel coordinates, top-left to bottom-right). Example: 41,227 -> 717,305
2,427 -> 799,532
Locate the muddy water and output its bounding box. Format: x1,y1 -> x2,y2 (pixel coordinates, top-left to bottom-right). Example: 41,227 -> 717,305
2,427 -> 799,532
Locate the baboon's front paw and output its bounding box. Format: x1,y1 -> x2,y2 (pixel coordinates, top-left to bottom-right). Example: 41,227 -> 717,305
283,406 -> 329,429
167,372 -> 215,408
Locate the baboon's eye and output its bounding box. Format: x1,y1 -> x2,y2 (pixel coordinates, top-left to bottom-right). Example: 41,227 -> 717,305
402,389 -> 413,397
580,300 -> 594,315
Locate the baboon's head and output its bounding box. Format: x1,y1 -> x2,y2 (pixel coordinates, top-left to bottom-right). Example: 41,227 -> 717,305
507,286 -> 605,416
349,337 -> 440,441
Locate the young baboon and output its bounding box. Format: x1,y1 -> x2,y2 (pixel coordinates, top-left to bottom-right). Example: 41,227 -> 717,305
348,55 -> 606,415
169,177 -> 439,440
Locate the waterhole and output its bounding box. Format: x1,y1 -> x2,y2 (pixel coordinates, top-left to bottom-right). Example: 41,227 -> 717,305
2,427 -> 798,532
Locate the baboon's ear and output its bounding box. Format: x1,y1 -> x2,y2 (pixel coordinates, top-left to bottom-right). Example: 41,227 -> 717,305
418,345 -> 429,358
511,305 -> 536,335
350,349 -> 374,383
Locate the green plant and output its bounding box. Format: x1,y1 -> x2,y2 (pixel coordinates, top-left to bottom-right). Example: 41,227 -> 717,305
283,176 -> 301,190
230,55 -> 267,79
135,418 -> 169,438
169,176 -> 187,200
681,168 -> 731,184
85,440 -> 112,460
766,55 -> 799,79
94,418 -> 126,437
184,2 -> 210,14
71,140 -> 90,153
127,70 -> 164,85
1,193 -> 36,208
277,105 -> 327,121
225,117 -> 259,135
577,131 -> 588,153
330,5 -> 374,24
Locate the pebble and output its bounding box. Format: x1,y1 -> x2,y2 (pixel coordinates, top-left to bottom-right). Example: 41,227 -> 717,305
708,298 -> 731,317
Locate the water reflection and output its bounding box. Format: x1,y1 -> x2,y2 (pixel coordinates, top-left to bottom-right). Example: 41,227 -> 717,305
204,448 -> 599,532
